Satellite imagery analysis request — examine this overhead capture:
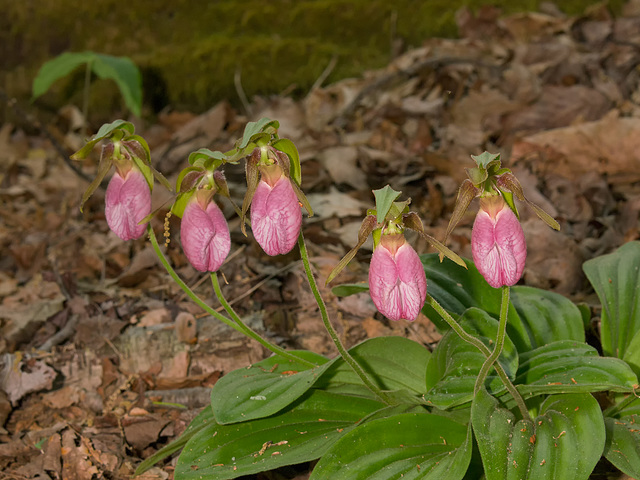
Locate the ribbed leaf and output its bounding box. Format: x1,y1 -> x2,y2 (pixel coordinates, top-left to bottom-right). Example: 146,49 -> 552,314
315,336 -> 430,398
211,350 -> 330,425
421,254 -> 584,352
311,411 -> 472,480
604,397 -> 640,477
472,389 -> 605,480
583,241 -> 640,359
175,389 -> 384,480
424,308 -> 518,409
515,340 -> 638,397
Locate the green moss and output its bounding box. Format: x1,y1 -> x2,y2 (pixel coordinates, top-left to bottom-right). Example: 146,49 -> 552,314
0,0 -> 627,116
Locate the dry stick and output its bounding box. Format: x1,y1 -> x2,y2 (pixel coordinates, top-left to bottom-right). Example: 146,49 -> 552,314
234,68 -> 252,117
308,55 -> 338,94
425,294 -> 530,420
0,87 -> 93,183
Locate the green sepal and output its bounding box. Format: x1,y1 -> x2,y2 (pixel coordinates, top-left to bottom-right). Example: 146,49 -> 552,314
373,185 -> 401,225
239,118 -> 280,149
79,145 -> 113,212
176,167 -> 205,194
171,191 -> 195,218
440,179 -> 479,261
272,138 -> 301,186
130,154 -> 154,191
403,212 -> 466,268
326,214 -> 377,285
500,189 -> 519,219
70,119 -> 133,160
471,151 -> 501,169
465,166 -> 488,186
188,148 -> 227,168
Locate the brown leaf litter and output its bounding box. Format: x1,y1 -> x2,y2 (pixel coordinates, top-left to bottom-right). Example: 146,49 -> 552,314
1,2 -> 640,478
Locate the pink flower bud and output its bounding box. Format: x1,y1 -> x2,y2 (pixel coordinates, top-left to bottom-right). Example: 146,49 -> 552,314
105,167 -> 151,241
250,170 -> 302,256
472,196 -> 526,288
368,234 -> 427,322
180,199 -> 231,272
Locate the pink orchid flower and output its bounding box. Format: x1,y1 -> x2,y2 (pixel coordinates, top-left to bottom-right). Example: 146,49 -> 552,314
180,199 -> 231,272
472,195 -> 526,288
368,234 -> 427,322
251,166 -> 302,256
105,167 -> 151,241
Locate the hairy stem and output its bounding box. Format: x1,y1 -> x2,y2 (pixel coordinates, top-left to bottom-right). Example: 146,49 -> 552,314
148,226 -> 315,368
425,293 -> 530,420
298,232 -> 391,405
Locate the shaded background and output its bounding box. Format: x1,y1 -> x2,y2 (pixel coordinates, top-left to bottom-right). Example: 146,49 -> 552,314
0,0 -> 625,119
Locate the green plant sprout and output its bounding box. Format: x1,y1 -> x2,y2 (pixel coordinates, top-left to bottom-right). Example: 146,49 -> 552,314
32,51 -> 142,134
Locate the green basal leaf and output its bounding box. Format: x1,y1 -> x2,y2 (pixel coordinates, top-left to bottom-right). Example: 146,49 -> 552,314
604,415 -> 640,478
135,406 -> 214,475
239,118 -> 279,149
421,254 -> 585,352
272,138 -> 301,186
472,388 -> 605,480
583,241 -> 640,360
420,254 -> 520,334
515,340 -> 638,397
508,286 -> 584,352
424,308 -> 518,409
373,185 -> 401,225
623,329 -> 640,377
331,283 -> 369,297
471,151 -> 501,169
211,350 -> 330,425
314,337 -> 431,402
175,388 -> 384,480
311,411 -> 472,480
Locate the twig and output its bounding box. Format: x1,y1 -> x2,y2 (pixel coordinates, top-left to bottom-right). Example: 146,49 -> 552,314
234,68 -> 253,117
0,87 -> 93,183
38,314 -> 80,352
308,55 -> 338,94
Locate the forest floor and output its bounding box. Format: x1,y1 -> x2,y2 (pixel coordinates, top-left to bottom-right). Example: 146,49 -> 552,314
2,2 -> 640,479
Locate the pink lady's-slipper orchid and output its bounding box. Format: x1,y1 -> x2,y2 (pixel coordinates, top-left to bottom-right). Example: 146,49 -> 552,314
105,166 -> 151,241
471,195 -> 526,288
250,164 -> 302,256
326,186 -> 464,322
369,233 -> 427,322
180,195 -> 231,272
442,152 -> 559,288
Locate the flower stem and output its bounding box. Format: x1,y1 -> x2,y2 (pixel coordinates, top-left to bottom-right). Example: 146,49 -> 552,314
474,286 -> 510,395
148,226 -> 315,368
298,232 -> 391,405
425,292 -> 530,420
210,272 -> 315,367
